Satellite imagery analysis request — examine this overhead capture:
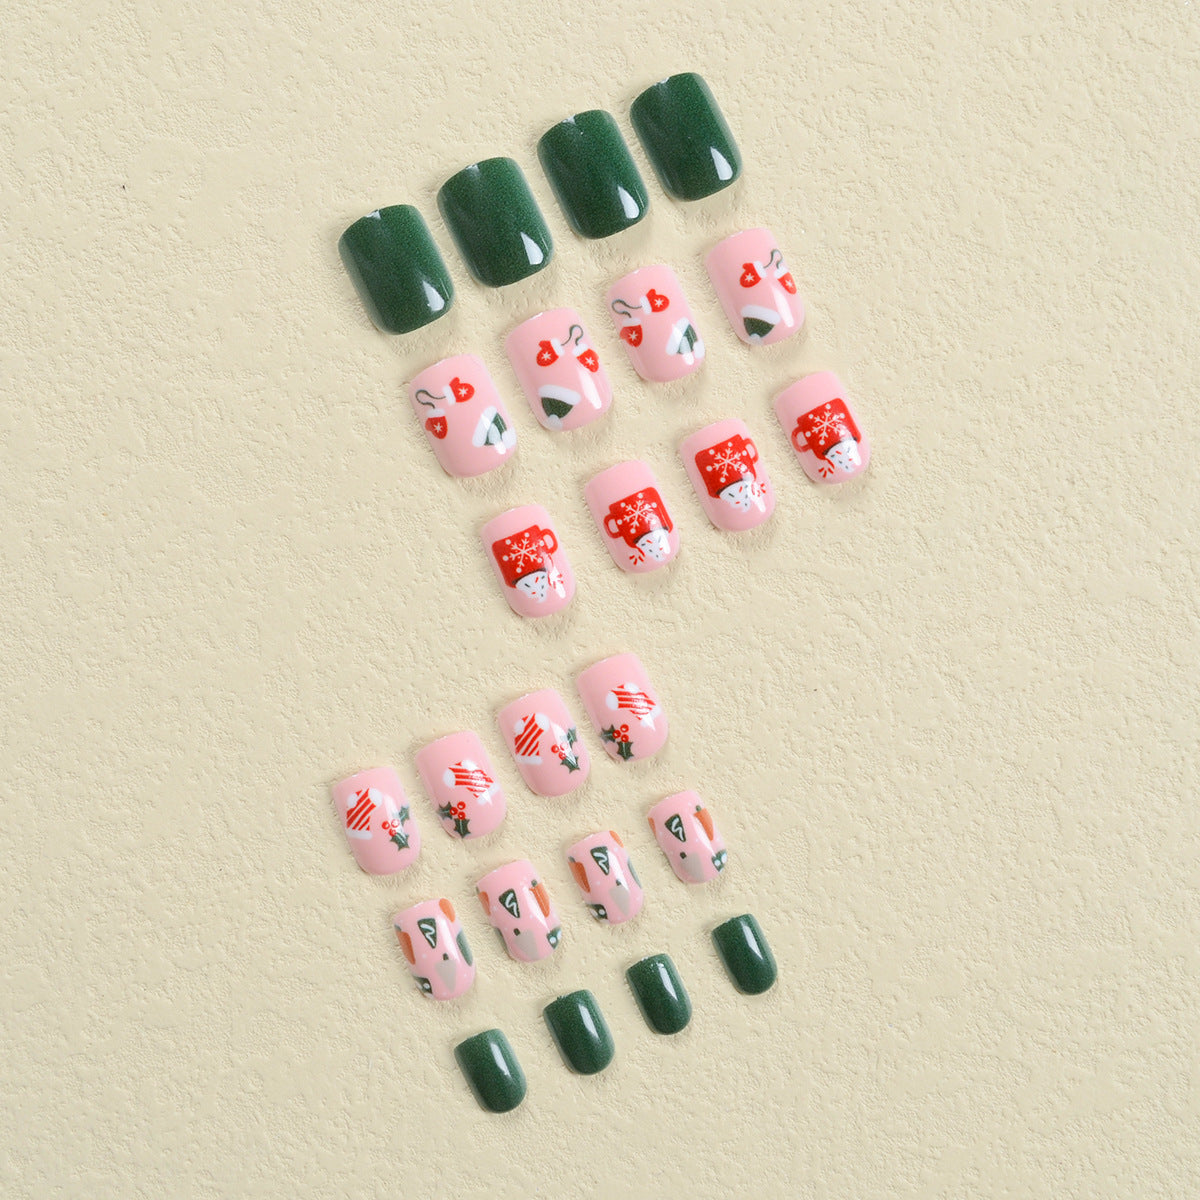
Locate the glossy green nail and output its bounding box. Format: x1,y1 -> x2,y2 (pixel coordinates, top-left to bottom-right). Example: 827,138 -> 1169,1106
537,109 -> 648,239
338,205 -> 453,334
712,913 -> 777,995
630,72 -> 742,201
437,157 -> 553,287
626,953 -> 691,1034
454,1028 -> 526,1112
543,989 -> 615,1075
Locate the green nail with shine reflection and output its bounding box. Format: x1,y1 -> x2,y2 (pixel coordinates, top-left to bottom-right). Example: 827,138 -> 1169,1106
712,913 -> 777,995
626,953 -> 691,1034
543,989 -> 615,1074
454,1028 -> 526,1112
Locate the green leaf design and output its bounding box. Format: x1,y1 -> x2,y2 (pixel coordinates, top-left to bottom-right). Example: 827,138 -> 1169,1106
616,739 -> 634,761
390,830 -> 410,851
453,816 -> 471,838
601,725 -> 619,743
397,805 -> 410,824
437,803 -> 453,820
561,751 -> 580,773
566,726 -> 578,747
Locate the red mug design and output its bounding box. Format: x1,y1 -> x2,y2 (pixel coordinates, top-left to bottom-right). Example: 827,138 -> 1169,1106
603,488 -> 674,564
791,398 -> 862,476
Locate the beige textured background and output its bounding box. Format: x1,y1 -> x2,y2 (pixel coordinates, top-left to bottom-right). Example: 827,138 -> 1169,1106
3,1 -> 1198,1196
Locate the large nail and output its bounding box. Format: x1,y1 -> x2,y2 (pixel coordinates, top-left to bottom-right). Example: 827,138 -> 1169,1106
647,791 -> 728,883
630,72 -> 741,201
496,688 -> 589,796
711,914 -> 777,995
437,157 -> 553,287
454,1029 -> 526,1112
774,372 -> 870,483
331,767 -> 420,874
537,109 -> 648,239
679,418 -> 775,531
392,898 -> 474,1000
575,652 -> 668,762
705,228 -> 803,346
338,204 -> 453,334
626,953 -> 691,1034
504,307 -> 612,432
543,990 -> 615,1074
566,829 -> 644,924
585,460 -> 680,573
408,353 -> 517,478
482,504 -> 575,618
476,859 -> 563,963
606,265 -> 705,382
415,731 -> 506,840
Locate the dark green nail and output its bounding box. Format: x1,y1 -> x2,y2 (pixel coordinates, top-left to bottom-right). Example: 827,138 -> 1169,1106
338,205 -> 453,334
630,72 -> 742,201
453,1029 -> 526,1112
537,109 -> 648,239
712,914 -> 777,995
543,989 -> 615,1075
626,953 -> 691,1034
437,157 -> 553,287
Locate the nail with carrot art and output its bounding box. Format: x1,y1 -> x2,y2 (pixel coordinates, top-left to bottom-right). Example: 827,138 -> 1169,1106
647,791 -> 728,884
566,830 -> 644,924
392,898 -> 475,999
476,859 -> 563,963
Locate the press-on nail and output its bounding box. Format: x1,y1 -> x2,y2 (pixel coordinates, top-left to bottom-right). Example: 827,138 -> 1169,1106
415,731 -> 506,840
679,418 -> 775,531
543,990 -> 615,1074
482,504 -> 575,618
576,652 -> 668,762
711,913 -> 777,995
496,688 -> 589,796
705,228 -> 803,346
606,265 -> 704,382
331,767 -> 420,875
774,372 -> 870,483
626,953 -> 691,1034
648,791 -> 728,883
585,460 -> 680,573
392,898 -> 474,999
566,829 -> 644,924
454,1029 -> 526,1112
476,859 -> 563,963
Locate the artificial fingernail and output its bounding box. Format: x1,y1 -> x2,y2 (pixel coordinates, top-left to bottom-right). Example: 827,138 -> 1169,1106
392,898 -> 475,999
647,791 -> 728,883
454,1029 -> 526,1112
679,418 -> 775,531
537,109 -> 648,239
774,372 -> 871,483
437,157 -> 553,287
338,204 -> 454,334
476,859 -> 563,963
630,72 -> 741,201
705,227 -> 803,346
606,265 -> 705,382
566,829 -> 644,924
481,504 -> 575,618
585,460 -> 680,573
415,731 -> 507,840
712,913 -> 777,995
331,767 -> 420,874
496,688 -> 589,796
575,652 -> 668,762
504,308 -> 612,432
626,953 -> 691,1034
543,990 -> 615,1074
408,353 -> 517,478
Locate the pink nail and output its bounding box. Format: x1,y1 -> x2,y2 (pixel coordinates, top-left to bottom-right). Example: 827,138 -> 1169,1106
392,898 -> 475,999
606,265 -> 705,382
566,830 -> 644,924
481,503 -> 575,618
476,860 -> 563,962
679,418 -> 775,531
774,372 -> 870,483
408,353 -> 517,477
704,228 -> 804,346
496,688 -> 589,796
647,791 -> 728,884
331,767 -> 421,875
575,652 -> 668,763
415,731 -> 507,840
585,460 -> 680,573
505,307 -> 612,431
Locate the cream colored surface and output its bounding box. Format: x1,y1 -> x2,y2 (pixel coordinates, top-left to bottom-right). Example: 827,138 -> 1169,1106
2,1 -> 1198,1196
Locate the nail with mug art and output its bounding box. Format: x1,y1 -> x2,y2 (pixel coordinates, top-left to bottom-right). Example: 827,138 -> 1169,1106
481,504 -> 575,618
679,418 -> 775,532
505,307 -> 612,431
576,652 -> 668,762
585,460 -> 680,573
454,1029 -> 526,1112
496,688 -> 590,796
392,898 -> 474,1000
774,371 -> 870,483
415,731 -> 506,840
331,767 -> 420,875
566,830 -> 644,924
606,265 -> 704,382
476,859 -> 563,963
648,791 -> 727,883
705,228 -> 803,346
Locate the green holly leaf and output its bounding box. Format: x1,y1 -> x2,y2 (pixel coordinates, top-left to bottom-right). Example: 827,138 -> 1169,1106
453,816 -> 471,838
616,739 -> 634,761
561,752 -> 580,773
436,803 -> 453,821
397,805 -> 410,825
566,725 -> 578,747
601,725 -> 619,743
390,831 -> 410,851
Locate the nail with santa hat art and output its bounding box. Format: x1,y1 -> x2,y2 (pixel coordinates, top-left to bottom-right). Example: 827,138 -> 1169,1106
679,417 -> 775,532
480,503 -> 575,618
774,371 -> 870,483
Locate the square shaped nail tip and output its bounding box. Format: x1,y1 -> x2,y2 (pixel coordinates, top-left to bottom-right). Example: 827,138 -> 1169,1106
575,651 -> 668,762
626,953 -> 692,1034
679,418 -> 775,532
331,767 -> 421,875
712,913 -> 777,995
454,1029 -> 527,1112
774,371 -> 871,483
606,265 -> 705,383
481,503 -> 575,618
704,227 -> 803,347
393,898 -> 475,1000
414,731 -> 507,840
543,990 -> 616,1074
496,688 -> 590,796
585,460 -> 681,573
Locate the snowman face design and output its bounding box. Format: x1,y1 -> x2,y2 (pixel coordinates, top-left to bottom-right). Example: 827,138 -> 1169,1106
825,437 -> 862,474
636,527 -> 673,562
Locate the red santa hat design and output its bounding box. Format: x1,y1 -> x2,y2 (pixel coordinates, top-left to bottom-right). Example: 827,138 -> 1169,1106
694,434 -> 759,499
793,398 -> 860,460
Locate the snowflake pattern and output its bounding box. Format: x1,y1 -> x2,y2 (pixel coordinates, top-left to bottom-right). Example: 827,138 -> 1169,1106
501,530 -> 548,577
617,493 -> 664,533
804,402 -> 854,446
708,443 -> 755,481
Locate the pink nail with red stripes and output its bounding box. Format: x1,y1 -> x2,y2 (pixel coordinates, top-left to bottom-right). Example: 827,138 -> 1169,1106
415,731 -> 507,840
481,503 -> 575,618
774,371 -> 870,483
606,265 -> 705,382
496,688 -> 589,796
585,460 -> 680,573
575,652 -> 668,763
476,860 -> 563,962
392,898 -> 475,999
408,353 -> 517,477
648,791 -> 728,884
331,767 -> 421,875
505,308 -> 612,431
705,228 -> 803,346
679,418 -> 775,531
566,830 -> 644,924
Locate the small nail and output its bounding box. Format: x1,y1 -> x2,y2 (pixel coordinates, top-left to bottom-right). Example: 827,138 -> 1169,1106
585,460 -> 680,573
606,265 -> 704,382
647,791 -> 728,884
566,829 -> 644,924
704,228 -> 803,346
482,504 -> 575,618
338,204 -> 454,334
415,731 -> 506,839
575,652 -> 668,762
496,688 -> 589,796
392,898 -> 475,1000
543,990 -> 615,1074
679,418 -> 775,531
711,913 -> 777,995
331,767 -> 420,874
626,953 -> 691,1034
774,372 -> 870,483
476,859 -> 563,963
454,1029 -> 526,1112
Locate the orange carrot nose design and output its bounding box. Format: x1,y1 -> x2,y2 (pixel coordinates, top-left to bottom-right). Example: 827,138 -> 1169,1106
647,816 -> 656,834
532,880 -> 551,916
477,890 -> 491,916
396,929 -> 415,964
569,859 -> 590,893
695,806 -> 715,840
609,829 -> 623,846
439,898 -> 456,922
